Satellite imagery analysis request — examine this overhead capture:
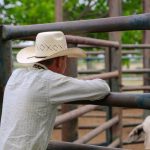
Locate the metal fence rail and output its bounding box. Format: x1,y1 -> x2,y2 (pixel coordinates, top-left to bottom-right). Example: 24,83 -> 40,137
66,35 -> 119,48
2,12 -> 150,149
73,116 -> 119,144
2,13 -> 150,40
47,141 -> 124,150
80,71 -> 119,80
55,105 -> 99,126
68,92 -> 150,109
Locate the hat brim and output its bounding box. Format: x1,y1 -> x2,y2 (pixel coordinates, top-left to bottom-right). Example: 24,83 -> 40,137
17,46 -> 86,64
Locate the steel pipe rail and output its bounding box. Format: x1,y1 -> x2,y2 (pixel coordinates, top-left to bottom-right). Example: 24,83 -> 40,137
78,44 -> 104,48
13,44 -> 33,49
73,116 -> 119,144
55,105 -> 99,126
80,71 -> 119,80
123,122 -> 141,128
122,69 -> 150,74
121,86 -> 150,91
78,69 -> 104,74
66,35 -> 119,48
86,51 -> 105,55
67,92 -> 150,109
54,122 -> 141,129
2,13 -> 150,40
122,44 -> 150,49
47,141 -> 124,150
12,34 -> 119,48
85,50 -> 141,55
108,138 -> 121,148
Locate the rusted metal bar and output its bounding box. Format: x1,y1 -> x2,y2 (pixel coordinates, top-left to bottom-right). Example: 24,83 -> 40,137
122,69 -> 150,74
86,51 -> 105,55
122,44 -> 150,49
54,122 -> 141,129
81,114 -> 142,119
55,105 -> 99,126
80,71 -> 119,80
67,92 -> 150,109
13,44 -> 33,49
3,13 -> 150,40
107,138 -> 120,148
122,50 -> 141,55
85,50 -> 141,55
78,69 -> 104,75
123,122 -> 141,128
73,116 -> 119,144
78,44 -> 103,48
47,141 -> 124,150
79,43 -> 150,49
121,86 -> 150,91
12,44 -> 141,55
66,35 -> 119,48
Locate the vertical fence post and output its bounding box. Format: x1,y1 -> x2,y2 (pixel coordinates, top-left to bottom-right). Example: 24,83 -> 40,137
55,0 -> 63,22
0,26 -> 12,119
55,0 -> 78,141
106,0 -> 122,147
61,43 -> 78,141
143,0 -> 150,117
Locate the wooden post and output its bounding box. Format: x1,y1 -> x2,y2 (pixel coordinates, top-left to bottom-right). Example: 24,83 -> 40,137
61,44 -> 78,141
106,0 -> 122,147
0,26 -> 12,118
143,0 -> 150,117
55,0 -> 78,141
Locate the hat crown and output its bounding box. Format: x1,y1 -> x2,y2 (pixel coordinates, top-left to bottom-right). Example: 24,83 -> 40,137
35,31 -> 67,56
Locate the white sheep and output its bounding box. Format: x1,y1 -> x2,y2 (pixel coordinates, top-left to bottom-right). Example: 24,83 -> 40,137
128,116 -> 150,149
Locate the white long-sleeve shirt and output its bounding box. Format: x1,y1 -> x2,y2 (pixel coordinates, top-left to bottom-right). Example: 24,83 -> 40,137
0,65 -> 110,150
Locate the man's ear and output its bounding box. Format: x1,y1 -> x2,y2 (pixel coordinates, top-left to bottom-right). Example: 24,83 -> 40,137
54,57 -> 61,68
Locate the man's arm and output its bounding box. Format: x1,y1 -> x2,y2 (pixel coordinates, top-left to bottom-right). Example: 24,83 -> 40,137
48,74 -> 110,105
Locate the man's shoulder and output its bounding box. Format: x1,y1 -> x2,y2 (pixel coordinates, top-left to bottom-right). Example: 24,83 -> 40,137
41,70 -> 68,81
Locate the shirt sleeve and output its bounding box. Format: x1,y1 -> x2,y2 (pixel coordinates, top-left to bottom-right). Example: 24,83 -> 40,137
48,73 -> 110,105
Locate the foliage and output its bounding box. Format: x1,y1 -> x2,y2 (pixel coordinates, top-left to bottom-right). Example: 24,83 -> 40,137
63,0 -> 109,21
0,0 -> 55,24
122,0 -> 143,43
63,0 -> 109,40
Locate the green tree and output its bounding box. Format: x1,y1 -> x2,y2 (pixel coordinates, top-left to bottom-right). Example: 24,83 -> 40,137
122,0 -> 143,43
63,0 -> 109,40
0,0 -> 55,24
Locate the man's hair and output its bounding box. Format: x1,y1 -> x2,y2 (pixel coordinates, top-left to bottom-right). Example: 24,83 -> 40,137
39,56 -> 66,67
39,58 -> 55,66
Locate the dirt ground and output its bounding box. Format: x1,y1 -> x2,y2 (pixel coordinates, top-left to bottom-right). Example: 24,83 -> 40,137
51,108 -> 144,150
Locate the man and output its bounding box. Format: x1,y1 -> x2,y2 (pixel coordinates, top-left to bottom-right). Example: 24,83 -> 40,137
0,31 -> 110,149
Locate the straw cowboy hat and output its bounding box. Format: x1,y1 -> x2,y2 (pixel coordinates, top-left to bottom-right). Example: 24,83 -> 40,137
17,31 -> 86,63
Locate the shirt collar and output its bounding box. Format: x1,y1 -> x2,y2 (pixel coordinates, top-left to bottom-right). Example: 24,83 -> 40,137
33,63 -> 48,70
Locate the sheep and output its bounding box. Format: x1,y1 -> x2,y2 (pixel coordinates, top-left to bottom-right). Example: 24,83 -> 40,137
128,116 -> 150,149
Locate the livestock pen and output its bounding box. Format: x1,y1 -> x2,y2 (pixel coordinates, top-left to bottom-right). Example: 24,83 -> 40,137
1,12 -> 150,150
